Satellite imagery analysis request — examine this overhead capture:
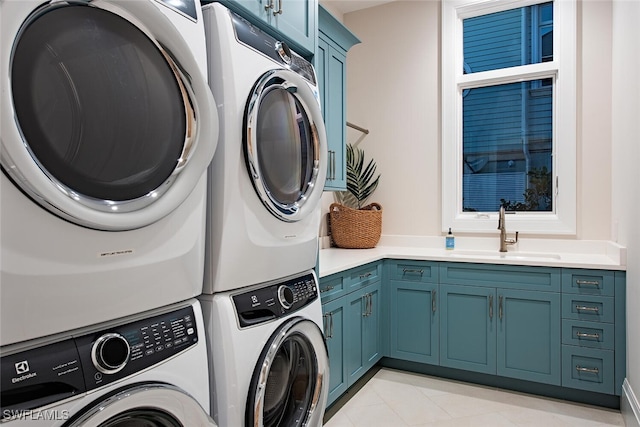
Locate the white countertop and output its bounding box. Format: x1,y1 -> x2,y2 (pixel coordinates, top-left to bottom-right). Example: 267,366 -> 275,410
318,235 -> 627,277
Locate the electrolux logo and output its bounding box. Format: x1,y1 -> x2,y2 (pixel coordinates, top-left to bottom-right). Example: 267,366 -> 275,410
12,360 -> 37,383
15,360 -> 29,374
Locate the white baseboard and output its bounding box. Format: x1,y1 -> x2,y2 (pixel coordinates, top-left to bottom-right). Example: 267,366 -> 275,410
623,379 -> 640,427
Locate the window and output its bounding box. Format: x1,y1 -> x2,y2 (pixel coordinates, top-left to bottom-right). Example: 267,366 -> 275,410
442,0 -> 576,235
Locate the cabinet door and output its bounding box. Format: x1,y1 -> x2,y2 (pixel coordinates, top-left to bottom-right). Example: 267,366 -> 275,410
440,284 -> 497,374
345,283 -> 381,384
362,281 -> 382,371
273,0 -> 316,54
497,289 -> 561,385
322,41 -> 347,190
390,280 -> 439,364
322,298 -> 347,406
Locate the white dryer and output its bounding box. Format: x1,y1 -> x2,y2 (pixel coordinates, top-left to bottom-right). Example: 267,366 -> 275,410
202,3 -> 327,294
0,0 -> 218,346
199,270 -> 329,427
0,299 -> 215,426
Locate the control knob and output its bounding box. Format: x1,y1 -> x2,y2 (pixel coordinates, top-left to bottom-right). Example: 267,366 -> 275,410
278,285 -> 295,309
91,333 -> 130,374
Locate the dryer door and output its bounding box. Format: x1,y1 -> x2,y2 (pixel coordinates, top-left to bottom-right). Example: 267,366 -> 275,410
1,0 -> 217,230
246,317 -> 329,427
65,383 -> 216,426
244,69 -> 327,223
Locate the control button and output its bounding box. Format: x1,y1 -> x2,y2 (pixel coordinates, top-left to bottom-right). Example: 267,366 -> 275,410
94,373 -> 102,381
187,328 -> 194,335
91,333 -> 130,375
145,349 -> 154,356
156,345 -> 164,352
278,285 -> 295,309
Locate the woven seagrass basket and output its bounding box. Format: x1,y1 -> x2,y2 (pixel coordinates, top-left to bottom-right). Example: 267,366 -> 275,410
329,202 -> 382,249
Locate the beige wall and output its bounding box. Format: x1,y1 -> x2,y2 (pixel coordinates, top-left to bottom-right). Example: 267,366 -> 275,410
611,0 -> 640,419
322,0 -> 615,240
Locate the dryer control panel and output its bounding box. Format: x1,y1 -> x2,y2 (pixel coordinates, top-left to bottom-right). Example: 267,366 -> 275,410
0,305 -> 198,419
233,272 -> 318,328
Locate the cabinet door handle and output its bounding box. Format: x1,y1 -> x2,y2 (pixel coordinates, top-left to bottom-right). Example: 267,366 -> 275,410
576,280 -> 600,287
323,313 -> 331,338
402,268 -> 424,275
576,305 -> 600,313
499,295 -> 503,320
328,150 -> 335,180
359,272 -> 372,279
273,0 -> 283,15
320,285 -> 335,293
576,365 -> 599,374
330,312 -> 334,338
489,295 -> 493,319
576,331 -> 601,340
362,295 -> 368,317
264,0 -> 274,11
432,290 -> 437,313
367,293 -> 373,316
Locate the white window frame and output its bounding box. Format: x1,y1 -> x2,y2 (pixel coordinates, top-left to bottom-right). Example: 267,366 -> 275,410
442,0 -> 576,235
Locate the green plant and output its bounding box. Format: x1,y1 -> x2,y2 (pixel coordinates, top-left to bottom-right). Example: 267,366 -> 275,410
500,166 -> 552,211
335,144 -> 381,209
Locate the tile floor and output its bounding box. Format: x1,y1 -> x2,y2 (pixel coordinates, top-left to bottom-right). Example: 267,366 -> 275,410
323,368 -> 625,427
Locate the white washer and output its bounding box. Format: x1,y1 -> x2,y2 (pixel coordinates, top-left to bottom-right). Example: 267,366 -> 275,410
0,0 -> 218,346
0,299 -> 216,426
202,3 -> 327,294
199,270 -> 329,427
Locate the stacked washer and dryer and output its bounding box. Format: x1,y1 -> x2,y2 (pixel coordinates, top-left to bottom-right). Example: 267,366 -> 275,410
199,4 -> 330,427
1,0 -> 218,425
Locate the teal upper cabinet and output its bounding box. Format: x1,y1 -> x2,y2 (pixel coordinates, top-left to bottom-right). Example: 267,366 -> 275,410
316,6 -> 360,190
216,0 -> 317,56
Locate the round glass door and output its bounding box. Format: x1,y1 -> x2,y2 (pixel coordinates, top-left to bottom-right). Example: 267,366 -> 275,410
245,69 -> 327,222
65,384 -> 216,426
246,318 -> 329,427
2,0 -> 216,230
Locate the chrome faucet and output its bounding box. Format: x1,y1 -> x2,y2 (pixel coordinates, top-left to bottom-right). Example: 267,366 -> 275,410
498,206 -> 519,252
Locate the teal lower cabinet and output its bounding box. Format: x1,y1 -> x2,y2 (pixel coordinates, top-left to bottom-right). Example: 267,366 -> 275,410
346,282 -> 382,385
440,284 -> 496,374
322,260 -> 625,407
389,280 -> 439,364
322,298 -> 347,405
320,262 -> 382,407
497,289 -> 561,385
559,269 -> 625,395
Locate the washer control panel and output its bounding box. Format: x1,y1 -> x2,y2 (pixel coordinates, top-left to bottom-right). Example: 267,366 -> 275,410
233,272 -> 318,328
0,305 -> 198,418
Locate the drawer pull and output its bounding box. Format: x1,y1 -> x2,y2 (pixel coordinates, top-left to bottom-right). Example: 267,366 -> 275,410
576,365 -> 599,374
576,280 -> 601,287
402,268 -> 424,275
575,305 -> 600,313
359,272 -> 373,279
320,285 -> 335,293
576,331 -> 601,339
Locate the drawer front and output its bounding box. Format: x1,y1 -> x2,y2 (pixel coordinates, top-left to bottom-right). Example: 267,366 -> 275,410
388,260 -> 438,283
562,320 -> 615,350
562,345 -> 614,394
439,263 -> 561,292
562,270 -> 615,296
346,262 -> 382,291
319,273 -> 345,303
561,295 -> 614,323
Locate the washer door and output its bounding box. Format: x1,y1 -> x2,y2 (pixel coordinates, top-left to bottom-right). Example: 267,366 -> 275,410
1,0 -> 217,230
64,383 -> 216,426
244,69 -> 327,222
246,317 -> 329,427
